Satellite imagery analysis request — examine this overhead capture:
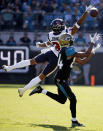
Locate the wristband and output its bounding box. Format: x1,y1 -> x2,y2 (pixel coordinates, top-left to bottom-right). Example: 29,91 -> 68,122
75,22 -> 80,29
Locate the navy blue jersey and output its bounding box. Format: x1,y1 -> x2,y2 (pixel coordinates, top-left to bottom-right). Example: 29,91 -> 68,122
56,46 -> 76,80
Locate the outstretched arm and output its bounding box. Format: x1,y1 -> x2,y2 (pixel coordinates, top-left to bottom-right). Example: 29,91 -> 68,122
71,5 -> 93,35
72,33 -> 100,58
73,42 -> 94,58
71,12 -> 88,35
75,53 -> 93,65
75,42 -> 101,64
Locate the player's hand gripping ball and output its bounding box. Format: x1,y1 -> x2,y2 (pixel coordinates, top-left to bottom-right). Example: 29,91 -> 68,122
90,7 -> 98,17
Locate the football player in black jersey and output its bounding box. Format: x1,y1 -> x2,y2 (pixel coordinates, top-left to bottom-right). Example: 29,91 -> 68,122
29,33 -> 100,127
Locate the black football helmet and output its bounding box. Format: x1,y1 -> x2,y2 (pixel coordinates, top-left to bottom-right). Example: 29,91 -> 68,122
50,18 -> 65,34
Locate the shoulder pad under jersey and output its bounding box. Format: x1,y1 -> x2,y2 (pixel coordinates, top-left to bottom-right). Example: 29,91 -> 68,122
65,46 -> 76,57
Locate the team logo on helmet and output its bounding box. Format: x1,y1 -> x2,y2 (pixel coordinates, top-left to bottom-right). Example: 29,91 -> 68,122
50,18 -> 65,34
58,33 -> 74,47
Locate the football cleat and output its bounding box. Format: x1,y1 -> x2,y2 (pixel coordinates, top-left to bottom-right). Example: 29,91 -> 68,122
29,86 -> 43,96
2,65 -> 12,72
18,88 -> 24,97
72,120 -> 85,127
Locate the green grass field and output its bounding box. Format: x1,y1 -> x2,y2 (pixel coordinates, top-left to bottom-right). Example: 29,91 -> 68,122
0,84 -> 103,131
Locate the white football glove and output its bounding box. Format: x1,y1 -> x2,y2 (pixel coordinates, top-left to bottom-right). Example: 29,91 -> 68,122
89,33 -> 100,44
86,5 -> 94,13
36,42 -> 41,48
92,43 -> 101,54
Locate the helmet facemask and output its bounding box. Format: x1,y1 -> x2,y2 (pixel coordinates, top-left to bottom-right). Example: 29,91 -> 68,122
58,33 -> 74,47
50,19 -> 65,34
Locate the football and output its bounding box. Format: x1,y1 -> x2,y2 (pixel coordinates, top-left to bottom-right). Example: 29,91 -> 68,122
90,7 -> 98,17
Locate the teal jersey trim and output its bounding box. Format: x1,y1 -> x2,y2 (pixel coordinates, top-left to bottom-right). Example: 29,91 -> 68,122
58,83 -> 70,99
65,46 -> 76,57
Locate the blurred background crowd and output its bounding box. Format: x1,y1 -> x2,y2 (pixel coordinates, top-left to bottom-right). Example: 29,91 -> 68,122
0,0 -> 103,47
0,0 -> 103,32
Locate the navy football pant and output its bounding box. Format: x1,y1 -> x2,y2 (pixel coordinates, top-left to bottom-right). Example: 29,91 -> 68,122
34,51 -> 58,76
46,78 -> 77,118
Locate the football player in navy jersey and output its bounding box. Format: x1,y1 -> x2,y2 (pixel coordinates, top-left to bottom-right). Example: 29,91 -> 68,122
29,33 -> 100,127
2,5 -> 95,97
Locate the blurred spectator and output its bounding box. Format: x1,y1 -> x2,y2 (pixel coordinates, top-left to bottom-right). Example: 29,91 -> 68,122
42,2 -> 54,13
76,46 -> 91,85
23,6 -> 33,31
1,3 -> 14,30
72,5 -> 82,22
75,32 -> 86,46
98,1 -> 103,30
64,7 -> 72,26
81,48 -> 91,85
22,0 -> 28,12
31,0 -> 40,11
99,0 -> 103,11
83,63 -> 91,85
59,3 -> 67,12
84,15 -> 98,30
6,35 -> 16,46
90,0 -> 100,7
14,6 -> 23,30
33,7 -> 44,29
82,0 -> 90,5
20,32 -> 31,46
12,0 -> 22,11
0,0 -> 6,11
33,34 -> 43,46
51,1 -> 58,11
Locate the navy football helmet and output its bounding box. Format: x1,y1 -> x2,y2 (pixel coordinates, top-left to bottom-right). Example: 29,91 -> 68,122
50,18 -> 65,34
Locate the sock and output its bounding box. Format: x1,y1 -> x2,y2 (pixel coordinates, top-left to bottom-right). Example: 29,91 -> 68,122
72,118 -> 77,121
23,76 -> 41,92
9,60 -> 30,70
41,90 -> 47,95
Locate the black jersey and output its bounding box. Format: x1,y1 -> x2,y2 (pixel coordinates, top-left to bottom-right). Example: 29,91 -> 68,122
56,47 -> 76,80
